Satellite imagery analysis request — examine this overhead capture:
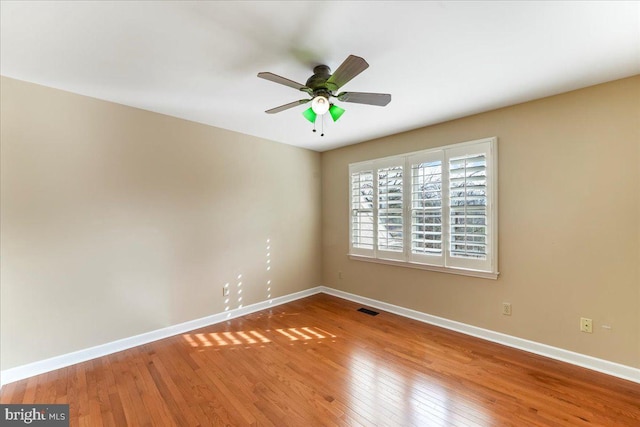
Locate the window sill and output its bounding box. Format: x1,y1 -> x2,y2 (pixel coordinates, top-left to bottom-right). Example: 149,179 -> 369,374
348,254 -> 499,280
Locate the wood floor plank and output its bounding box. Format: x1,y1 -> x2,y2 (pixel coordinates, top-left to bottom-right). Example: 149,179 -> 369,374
1,293 -> 639,426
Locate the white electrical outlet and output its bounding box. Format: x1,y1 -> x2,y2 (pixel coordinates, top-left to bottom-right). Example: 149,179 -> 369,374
502,302 -> 512,316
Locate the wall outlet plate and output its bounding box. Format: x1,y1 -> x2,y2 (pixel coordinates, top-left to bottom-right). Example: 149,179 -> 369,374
580,317 -> 593,333
502,302 -> 512,316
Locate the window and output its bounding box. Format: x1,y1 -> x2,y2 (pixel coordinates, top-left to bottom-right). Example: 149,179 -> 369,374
349,137 -> 498,279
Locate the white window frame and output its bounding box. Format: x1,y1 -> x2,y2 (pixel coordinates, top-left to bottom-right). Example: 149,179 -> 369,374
349,137 -> 499,280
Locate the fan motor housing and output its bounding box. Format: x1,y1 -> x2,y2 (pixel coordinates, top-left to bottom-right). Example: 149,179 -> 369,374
306,65 -> 336,93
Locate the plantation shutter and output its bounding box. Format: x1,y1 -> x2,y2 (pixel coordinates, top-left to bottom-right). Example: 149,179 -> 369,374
348,137 -> 497,278
376,163 -> 404,260
409,151 -> 444,265
445,141 -> 494,272
350,164 -> 375,257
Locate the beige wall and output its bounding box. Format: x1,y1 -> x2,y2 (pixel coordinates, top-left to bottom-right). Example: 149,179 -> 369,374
322,76 -> 640,368
2,74 -> 638,374
0,77 -> 322,370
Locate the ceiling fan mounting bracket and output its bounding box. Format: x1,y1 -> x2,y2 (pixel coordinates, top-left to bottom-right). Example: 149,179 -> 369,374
312,65 -> 331,75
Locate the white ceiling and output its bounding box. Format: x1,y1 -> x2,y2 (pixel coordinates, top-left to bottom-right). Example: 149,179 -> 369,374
1,1 -> 639,152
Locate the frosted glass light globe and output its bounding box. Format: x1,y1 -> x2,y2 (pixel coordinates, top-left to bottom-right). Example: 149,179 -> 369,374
311,96 -> 330,115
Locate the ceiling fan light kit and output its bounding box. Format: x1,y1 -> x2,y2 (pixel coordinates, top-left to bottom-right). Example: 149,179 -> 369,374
302,107 -> 317,123
258,55 -> 391,136
311,96 -> 330,115
328,104 -> 345,122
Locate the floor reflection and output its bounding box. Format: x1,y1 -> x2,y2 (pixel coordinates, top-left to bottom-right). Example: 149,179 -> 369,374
348,351 -> 490,426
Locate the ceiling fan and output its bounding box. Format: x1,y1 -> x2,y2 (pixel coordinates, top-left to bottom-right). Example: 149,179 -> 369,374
258,55 -> 391,134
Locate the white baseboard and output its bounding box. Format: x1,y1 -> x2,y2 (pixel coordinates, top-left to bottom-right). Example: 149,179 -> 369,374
0,286 -> 324,387
2,285 -> 638,388
319,286 -> 640,384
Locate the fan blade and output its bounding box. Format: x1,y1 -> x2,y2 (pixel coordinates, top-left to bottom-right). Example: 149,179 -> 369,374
265,99 -> 310,114
258,72 -> 311,93
326,55 -> 369,90
337,92 -> 391,106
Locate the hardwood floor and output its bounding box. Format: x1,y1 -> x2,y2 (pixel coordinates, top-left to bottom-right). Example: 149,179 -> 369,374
1,293 -> 639,426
